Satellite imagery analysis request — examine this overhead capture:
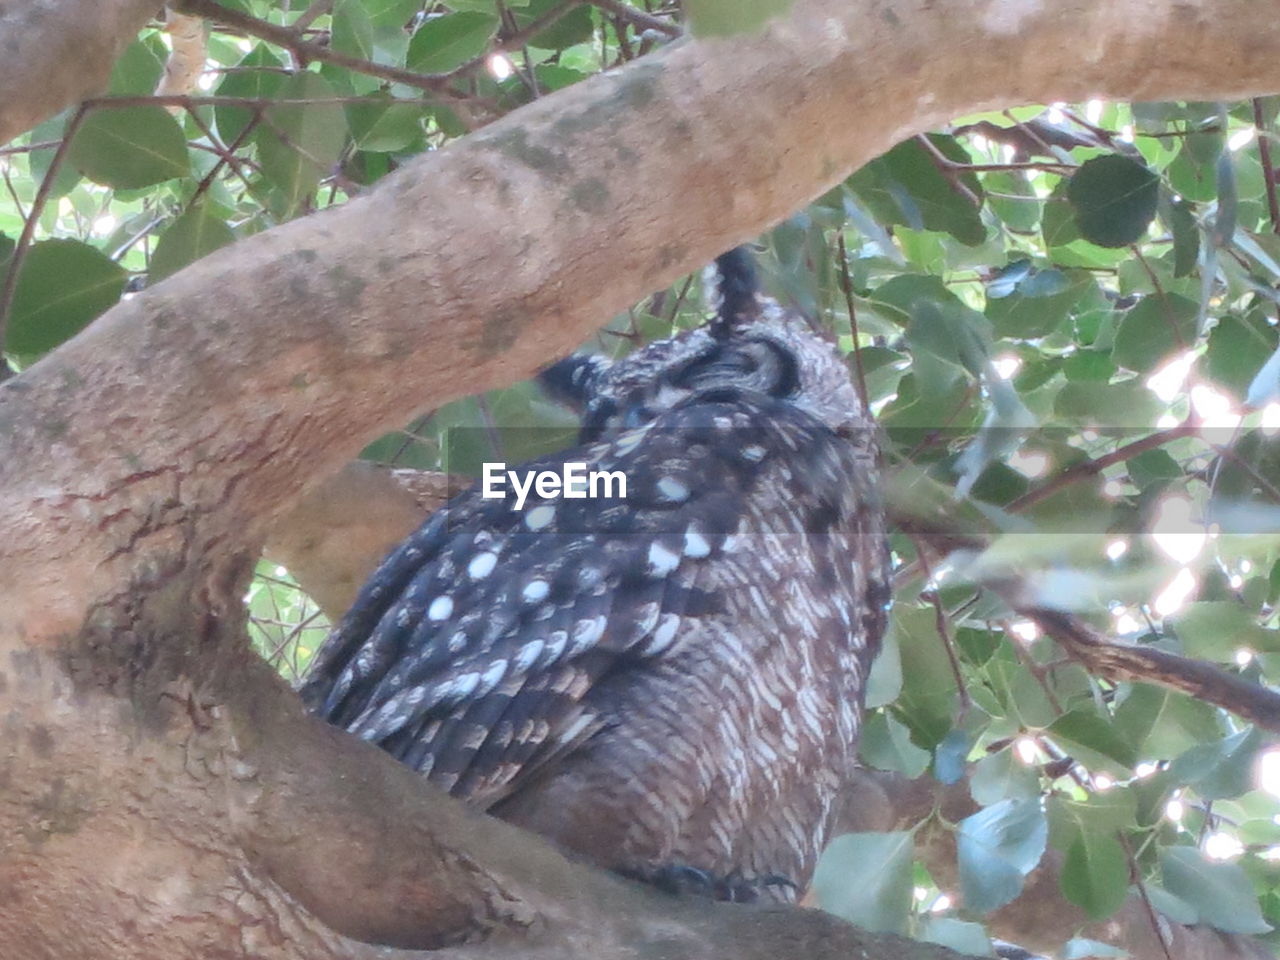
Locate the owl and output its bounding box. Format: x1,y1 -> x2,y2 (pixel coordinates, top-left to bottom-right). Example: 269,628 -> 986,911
299,248 -> 890,901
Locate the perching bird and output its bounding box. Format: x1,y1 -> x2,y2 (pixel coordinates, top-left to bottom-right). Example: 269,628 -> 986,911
299,248 -> 890,901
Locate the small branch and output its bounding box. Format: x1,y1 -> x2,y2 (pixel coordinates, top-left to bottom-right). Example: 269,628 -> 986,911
1006,422 -> 1196,513
592,0 -> 681,37
1024,607 -> 1280,734
1253,99 -> 1280,235
0,103 -> 90,353
174,0 -> 584,101
836,232 -> 871,414
172,0 -> 463,95
914,543 -> 972,719
291,0 -> 334,35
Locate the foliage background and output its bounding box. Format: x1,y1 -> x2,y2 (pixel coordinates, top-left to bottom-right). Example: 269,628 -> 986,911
3,2 -> 1280,956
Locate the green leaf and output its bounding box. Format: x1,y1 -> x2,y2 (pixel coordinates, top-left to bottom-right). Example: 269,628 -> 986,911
68,106 -> 190,189
1160,846 -> 1272,934
957,797 -> 1048,913
916,917 -> 992,957
1115,684 -> 1224,759
892,606 -> 960,748
1043,178 -> 1081,249
29,113 -> 81,199
108,33 -> 168,96
860,711 -> 931,778
256,72 -> 349,215
685,0 -> 795,37
864,621 -> 903,709
347,95 -> 424,152
1045,710 -> 1137,777
5,239 -> 126,357
1171,602 -> 1279,660
1111,293 -> 1197,373
1161,193 -> 1200,278
1207,312 -> 1279,398
1167,131 -> 1224,203
813,831 -> 915,934
149,204 -> 236,283
408,12 -> 497,73
986,267 -> 1091,339
970,749 -> 1041,806
1062,937 -> 1130,959
1068,155 -> 1159,248
331,0 -> 376,62
214,44 -> 285,144
514,0 -> 594,48
849,136 -> 986,246
1169,727 -> 1264,800
1053,379 -> 1162,427
1062,831 -> 1128,920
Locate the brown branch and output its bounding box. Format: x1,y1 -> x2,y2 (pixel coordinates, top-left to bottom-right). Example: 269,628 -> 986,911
1027,607 -> 1280,733
592,0 -> 681,37
172,0 -> 582,98
1006,422 -> 1197,513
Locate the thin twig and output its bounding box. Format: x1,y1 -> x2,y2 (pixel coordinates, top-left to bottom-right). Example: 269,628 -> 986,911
836,232 -> 871,414
914,543 -> 972,719
0,139 -> 62,157
592,0 -> 680,37
1119,831 -> 1176,960
0,103 -> 90,353
1253,99 -> 1280,235
1006,422 -> 1197,513
175,0 -> 581,98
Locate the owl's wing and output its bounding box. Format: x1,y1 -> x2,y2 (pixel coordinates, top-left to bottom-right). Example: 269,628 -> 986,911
299,394 -> 863,806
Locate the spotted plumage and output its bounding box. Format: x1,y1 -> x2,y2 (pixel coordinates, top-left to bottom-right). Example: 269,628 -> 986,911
299,248 -> 890,900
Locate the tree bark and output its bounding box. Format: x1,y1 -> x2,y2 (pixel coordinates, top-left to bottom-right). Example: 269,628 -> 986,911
0,0 -> 160,144
4,0 -> 1280,957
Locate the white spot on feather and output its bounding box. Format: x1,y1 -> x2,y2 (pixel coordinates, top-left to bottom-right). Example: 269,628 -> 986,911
468,552 -> 497,579
683,528 -> 711,558
656,476 -> 690,502
647,541 -> 680,575
647,613 -> 681,654
428,596 -> 453,621
522,579 -> 550,603
525,504 -> 555,530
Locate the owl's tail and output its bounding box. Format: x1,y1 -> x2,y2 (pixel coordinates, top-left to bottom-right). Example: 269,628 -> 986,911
707,247 -> 760,338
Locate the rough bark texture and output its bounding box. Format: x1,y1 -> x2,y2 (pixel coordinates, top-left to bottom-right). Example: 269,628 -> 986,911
0,0 -> 159,143
4,0 -> 1280,957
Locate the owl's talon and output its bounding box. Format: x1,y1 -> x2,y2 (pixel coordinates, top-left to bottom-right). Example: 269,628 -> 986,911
630,864 -> 795,903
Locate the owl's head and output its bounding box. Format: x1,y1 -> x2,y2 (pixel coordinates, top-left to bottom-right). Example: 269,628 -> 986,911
540,248 -> 866,441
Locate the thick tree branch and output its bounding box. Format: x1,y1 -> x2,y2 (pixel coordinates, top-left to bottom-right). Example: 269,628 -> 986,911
0,0 -> 158,144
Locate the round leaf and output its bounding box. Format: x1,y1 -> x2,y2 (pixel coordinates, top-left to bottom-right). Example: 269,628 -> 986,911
6,239 -> 126,357
1067,155 -> 1159,248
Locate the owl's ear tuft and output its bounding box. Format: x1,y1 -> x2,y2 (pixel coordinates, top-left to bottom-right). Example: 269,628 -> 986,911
706,247 -> 762,338
538,353 -> 612,412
